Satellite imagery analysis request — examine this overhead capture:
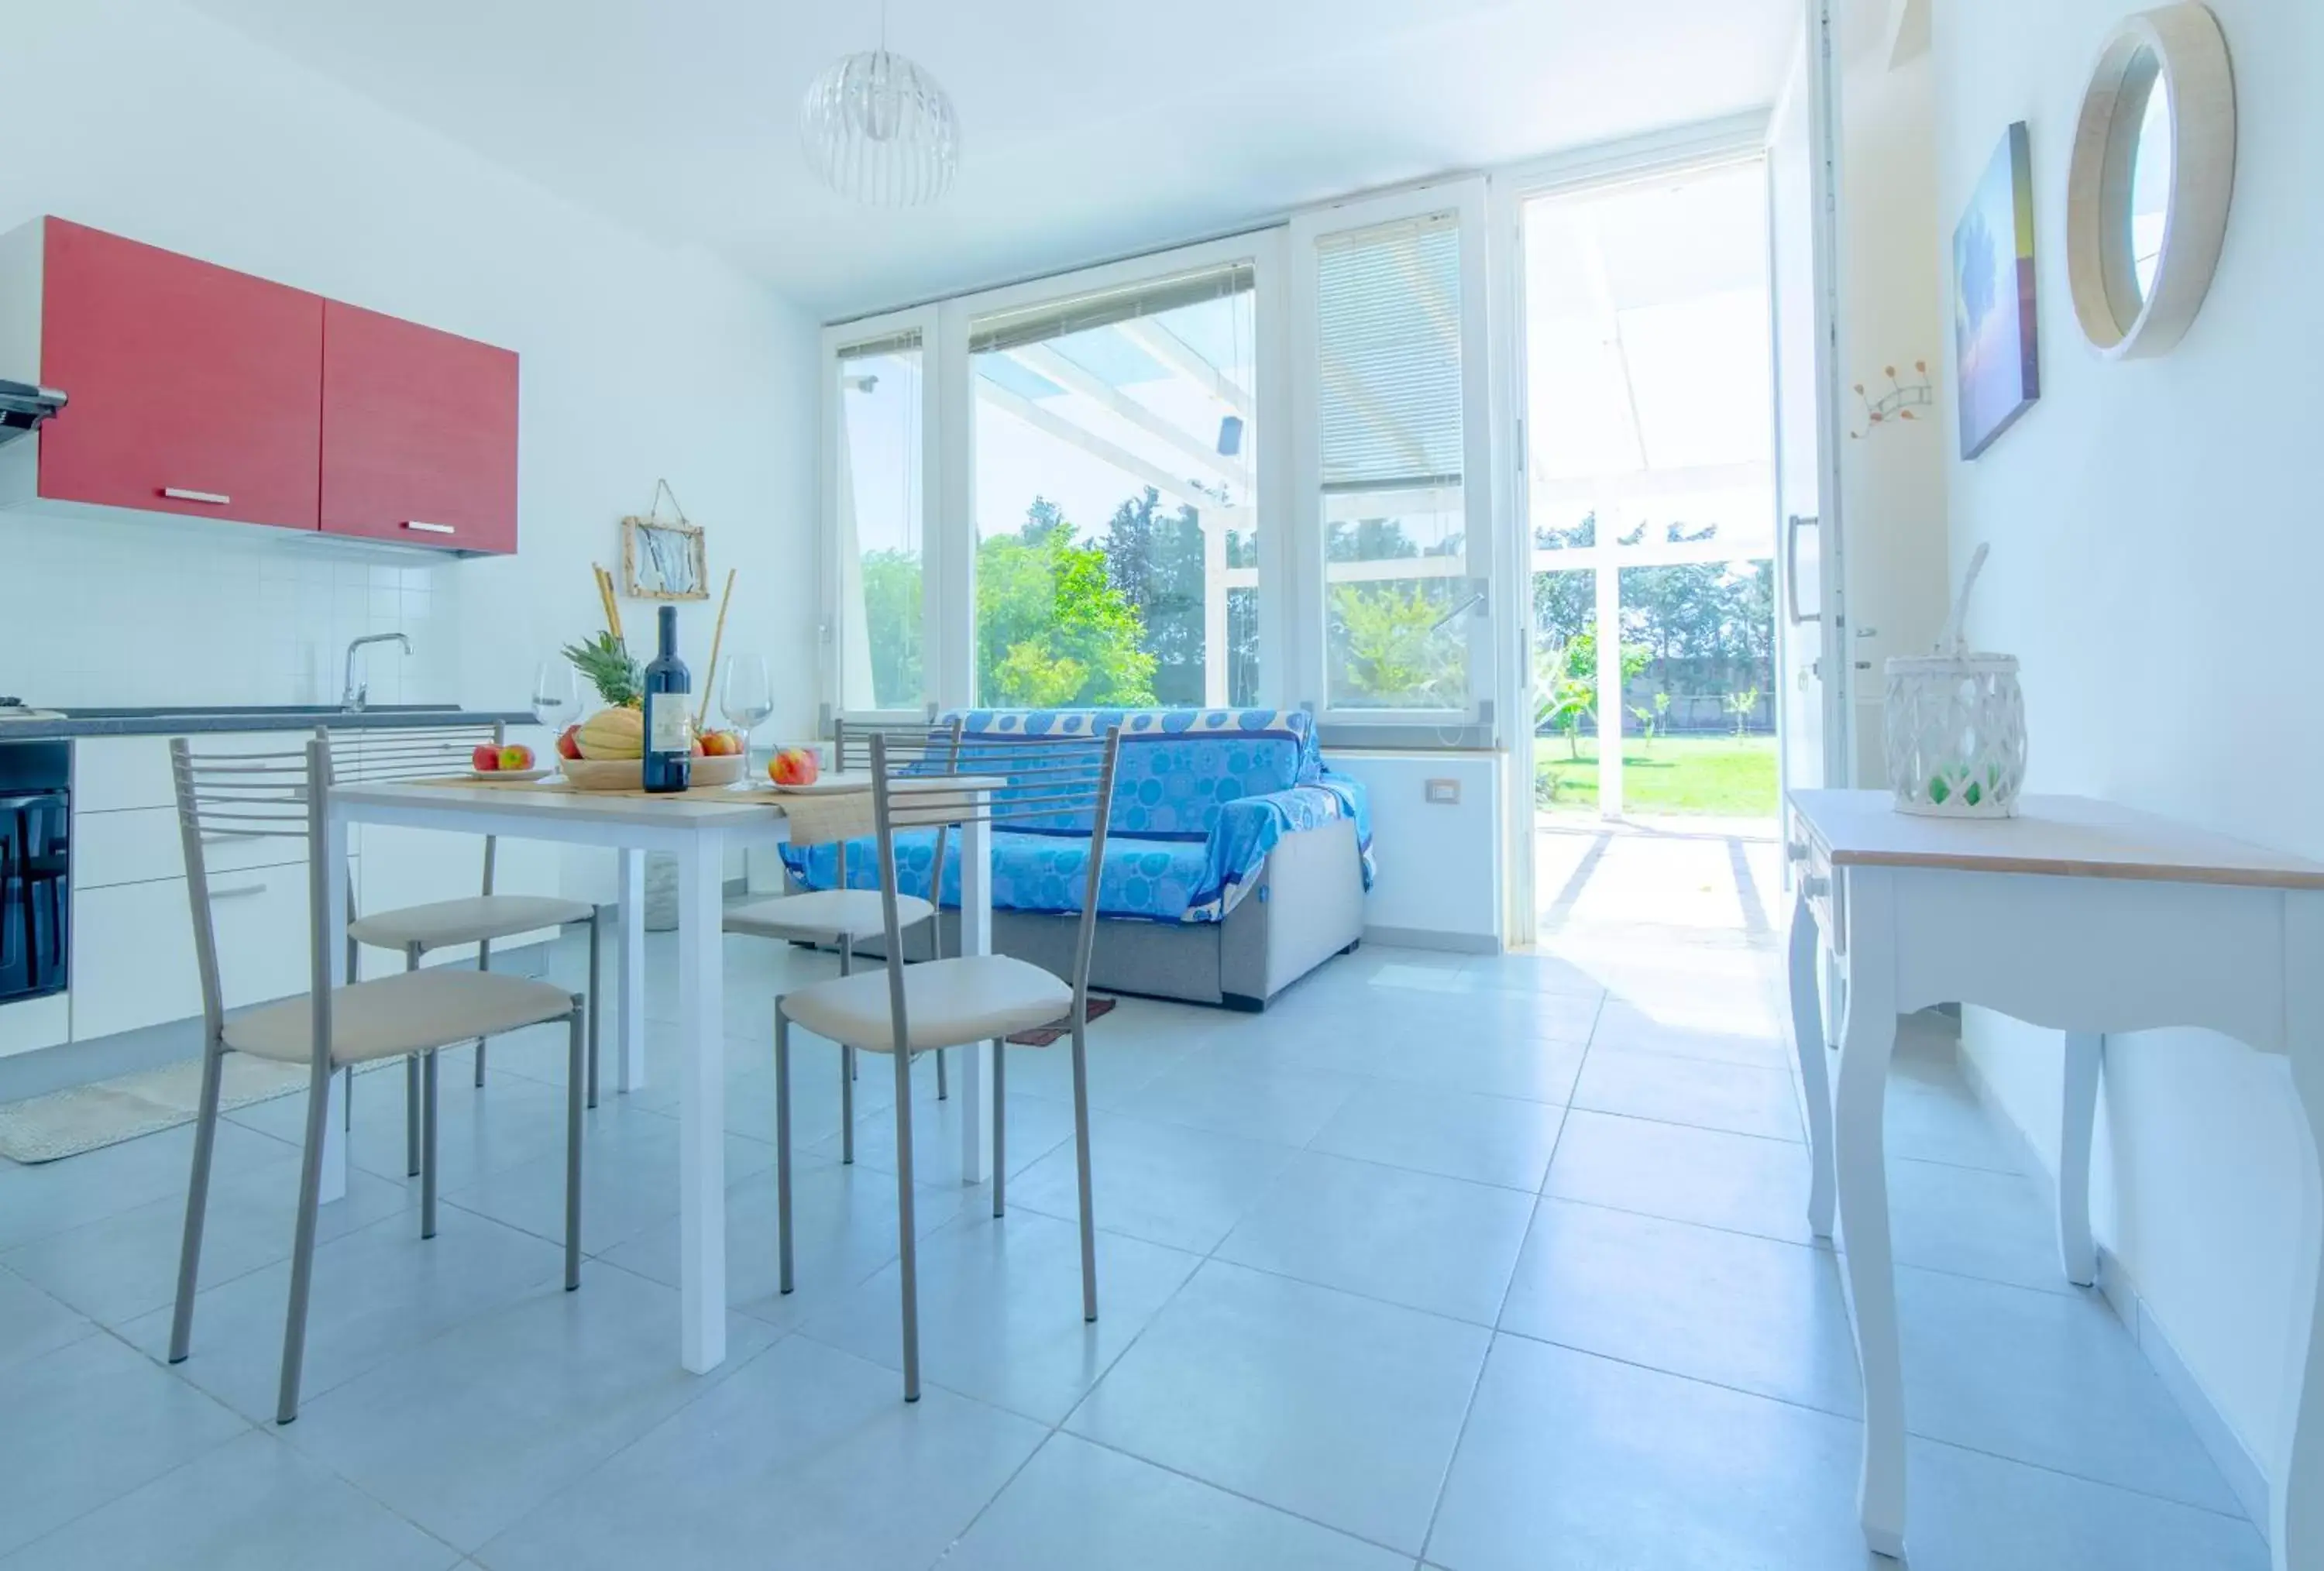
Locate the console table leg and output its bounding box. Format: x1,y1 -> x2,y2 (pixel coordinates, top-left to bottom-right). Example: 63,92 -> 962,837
2275,892 -> 2324,1571
1789,889 -> 1836,1239
2058,1032 -> 2102,1287
1835,869 -> 1906,1560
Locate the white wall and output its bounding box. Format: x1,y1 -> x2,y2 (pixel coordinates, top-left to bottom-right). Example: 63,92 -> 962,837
0,0 -> 818,737
1326,751 -> 1503,951
1933,0 -> 2323,1492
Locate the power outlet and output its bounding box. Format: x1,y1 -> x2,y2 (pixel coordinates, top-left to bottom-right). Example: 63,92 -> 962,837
1425,778 -> 1461,806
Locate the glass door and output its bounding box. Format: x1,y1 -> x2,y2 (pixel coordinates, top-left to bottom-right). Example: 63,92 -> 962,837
1520,160 -> 1781,831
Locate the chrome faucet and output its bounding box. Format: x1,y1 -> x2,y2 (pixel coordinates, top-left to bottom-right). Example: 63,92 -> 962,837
342,634 -> 412,711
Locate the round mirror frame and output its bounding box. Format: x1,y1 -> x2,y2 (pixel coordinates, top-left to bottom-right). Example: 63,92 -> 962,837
2066,3 -> 2236,359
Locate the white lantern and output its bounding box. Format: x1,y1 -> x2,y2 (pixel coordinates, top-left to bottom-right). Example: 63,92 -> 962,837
1882,544 -> 2027,817
1884,653 -> 2027,816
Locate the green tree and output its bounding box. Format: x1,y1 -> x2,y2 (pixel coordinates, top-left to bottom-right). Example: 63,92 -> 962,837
976,499 -> 1156,706
858,548 -> 923,709
1331,582 -> 1463,708
1103,487 -> 1209,705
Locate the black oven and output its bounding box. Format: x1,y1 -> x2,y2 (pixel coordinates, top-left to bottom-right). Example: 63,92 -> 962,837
0,741 -> 68,1003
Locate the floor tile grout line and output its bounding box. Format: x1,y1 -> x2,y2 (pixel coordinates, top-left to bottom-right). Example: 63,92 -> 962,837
1417,985 -> 1600,1558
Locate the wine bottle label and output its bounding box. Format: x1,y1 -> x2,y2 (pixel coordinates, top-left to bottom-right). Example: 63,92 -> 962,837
648,696 -> 689,756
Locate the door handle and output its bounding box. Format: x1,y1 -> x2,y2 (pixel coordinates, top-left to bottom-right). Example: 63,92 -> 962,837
403,521 -> 456,536
161,488 -> 231,505
206,882 -> 269,901
1784,514 -> 1820,626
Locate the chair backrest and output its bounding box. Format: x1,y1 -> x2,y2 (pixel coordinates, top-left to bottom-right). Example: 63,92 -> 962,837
316,724 -> 504,897
867,725 -> 1122,1038
827,717 -> 965,920
169,737 -> 334,1071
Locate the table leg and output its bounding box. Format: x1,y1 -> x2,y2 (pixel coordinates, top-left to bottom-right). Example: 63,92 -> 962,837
318,806 -> 350,1205
1789,888 -> 1835,1239
2274,891 -> 2324,1571
2058,1032 -> 2102,1287
617,847 -> 647,1094
957,814 -> 992,1186
676,833 -> 727,1373
1834,867 -> 1905,1561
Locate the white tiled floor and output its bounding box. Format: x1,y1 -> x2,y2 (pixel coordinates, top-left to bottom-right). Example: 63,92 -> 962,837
0,912 -> 2271,1569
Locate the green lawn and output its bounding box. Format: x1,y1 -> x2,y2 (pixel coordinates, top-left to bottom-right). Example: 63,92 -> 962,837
1537,734 -> 1777,816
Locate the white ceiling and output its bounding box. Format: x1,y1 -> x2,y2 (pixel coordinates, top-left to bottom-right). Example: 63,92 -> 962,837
184,0 -> 1797,320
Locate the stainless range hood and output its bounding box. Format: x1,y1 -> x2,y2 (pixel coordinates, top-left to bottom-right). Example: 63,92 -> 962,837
0,380 -> 66,448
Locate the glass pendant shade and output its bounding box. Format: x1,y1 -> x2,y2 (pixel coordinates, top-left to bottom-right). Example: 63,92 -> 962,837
800,49 -> 960,207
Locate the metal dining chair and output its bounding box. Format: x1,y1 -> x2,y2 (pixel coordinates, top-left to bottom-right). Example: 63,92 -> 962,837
772,724 -> 1122,1401
322,724 -> 603,1180
167,737 -> 590,1425
724,717 -> 964,1158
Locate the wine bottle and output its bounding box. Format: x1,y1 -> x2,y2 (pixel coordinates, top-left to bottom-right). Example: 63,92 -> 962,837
641,604 -> 691,794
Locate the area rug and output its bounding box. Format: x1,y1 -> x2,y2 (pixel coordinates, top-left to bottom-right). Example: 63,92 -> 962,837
1006,995 -> 1117,1047
0,1055 -> 394,1165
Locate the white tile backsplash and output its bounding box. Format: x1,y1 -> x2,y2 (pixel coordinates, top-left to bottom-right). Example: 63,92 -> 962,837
0,507 -> 463,710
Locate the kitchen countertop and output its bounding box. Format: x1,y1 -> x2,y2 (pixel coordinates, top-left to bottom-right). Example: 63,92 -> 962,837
0,705 -> 539,741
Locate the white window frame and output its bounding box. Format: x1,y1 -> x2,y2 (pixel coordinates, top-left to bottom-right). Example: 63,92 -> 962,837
928,228 -> 1290,713
820,304 -> 942,725
1288,175 -> 1497,747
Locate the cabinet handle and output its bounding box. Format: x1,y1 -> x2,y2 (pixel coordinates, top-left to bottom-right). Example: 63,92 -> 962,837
206,882 -> 268,900
1801,873 -> 1831,899
162,488 -> 231,505
403,521 -> 456,536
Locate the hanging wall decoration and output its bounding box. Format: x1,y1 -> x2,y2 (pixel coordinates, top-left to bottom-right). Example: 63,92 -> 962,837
1851,362 -> 1936,438
1952,123 -> 2041,459
620,480 -> 709,602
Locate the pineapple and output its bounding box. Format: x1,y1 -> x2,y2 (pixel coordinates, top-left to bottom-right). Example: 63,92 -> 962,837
562,632 -> 645,708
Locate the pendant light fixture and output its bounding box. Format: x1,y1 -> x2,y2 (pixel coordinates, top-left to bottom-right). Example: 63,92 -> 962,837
799,0 -> 959,207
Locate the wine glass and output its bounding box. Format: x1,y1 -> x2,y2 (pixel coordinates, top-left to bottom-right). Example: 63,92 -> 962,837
531,657 -> 577,730
720,655 -> 774,744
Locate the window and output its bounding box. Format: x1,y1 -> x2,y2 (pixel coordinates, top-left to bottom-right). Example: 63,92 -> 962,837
968,263 -> 1260,709
830,316 -> 931,717
1294,180 -> 1494,734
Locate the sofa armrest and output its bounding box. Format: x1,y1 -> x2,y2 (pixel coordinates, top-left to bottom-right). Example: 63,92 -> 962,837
1191,782 -> 1372,923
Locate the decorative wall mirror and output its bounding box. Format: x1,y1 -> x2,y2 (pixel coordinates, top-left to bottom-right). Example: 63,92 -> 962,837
2065,3 -> 2236,358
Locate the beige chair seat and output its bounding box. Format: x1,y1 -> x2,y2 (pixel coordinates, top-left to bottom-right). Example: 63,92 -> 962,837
724,889 -> 933,940
225,969 -> 576,1067
346,894 -> 595,954
782,955 -> 1070,1054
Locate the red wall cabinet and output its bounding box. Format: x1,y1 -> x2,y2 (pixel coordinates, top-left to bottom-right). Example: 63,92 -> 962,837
38,219 -> 325,532
321,301 -> 518,555
2,217 -> 518,556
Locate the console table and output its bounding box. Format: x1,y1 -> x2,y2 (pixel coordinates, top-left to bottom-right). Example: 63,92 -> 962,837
1784,789 -> 2324,1569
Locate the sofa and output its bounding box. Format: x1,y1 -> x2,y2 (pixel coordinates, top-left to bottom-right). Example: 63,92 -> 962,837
779,707 -> 1373,1009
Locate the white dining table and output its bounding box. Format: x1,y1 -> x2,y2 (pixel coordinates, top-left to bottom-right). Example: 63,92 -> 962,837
311,775 -> 997,1375
1786,788 -> 2324,1570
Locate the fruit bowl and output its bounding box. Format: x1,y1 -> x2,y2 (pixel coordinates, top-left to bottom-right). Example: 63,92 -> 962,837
559,755 -> 748,792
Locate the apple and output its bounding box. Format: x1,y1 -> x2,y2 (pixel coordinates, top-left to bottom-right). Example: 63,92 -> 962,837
702,730 -> 743,758
690,736 -> 707,757
499,744 -> 534,771
471,744 -> 500,772
555,724 -> 583,761
768,746 -> 820,786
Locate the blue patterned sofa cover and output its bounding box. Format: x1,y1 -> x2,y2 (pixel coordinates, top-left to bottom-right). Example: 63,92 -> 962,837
780,707 -> 1373,926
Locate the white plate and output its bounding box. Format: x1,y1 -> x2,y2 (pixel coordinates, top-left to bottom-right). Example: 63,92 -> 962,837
469,767 -> 553,782
764,769 -> 872,795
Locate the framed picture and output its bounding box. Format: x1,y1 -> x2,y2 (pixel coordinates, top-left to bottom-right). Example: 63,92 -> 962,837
1953,122 -> 2041,459
621,514 -> 708,601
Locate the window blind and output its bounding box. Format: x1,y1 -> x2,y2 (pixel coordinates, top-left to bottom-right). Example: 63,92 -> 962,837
969,263 -> 1255,354
837,328 -> 923,362
1315,212 -> 1464,494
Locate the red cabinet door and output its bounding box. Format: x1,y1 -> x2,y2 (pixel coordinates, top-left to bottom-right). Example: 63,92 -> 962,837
39,219 -> 324,531
321,301 -> 518,554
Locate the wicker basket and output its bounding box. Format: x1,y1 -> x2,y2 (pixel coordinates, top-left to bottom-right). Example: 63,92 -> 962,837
1883,653 -> 2026,816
